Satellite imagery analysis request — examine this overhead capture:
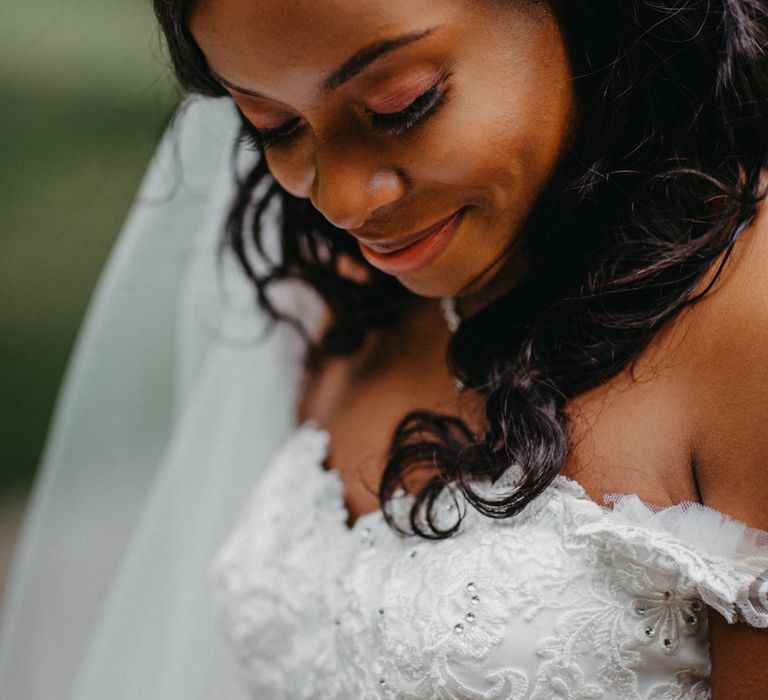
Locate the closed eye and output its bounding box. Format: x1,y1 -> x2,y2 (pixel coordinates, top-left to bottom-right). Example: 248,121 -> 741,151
368,82 -> 447,137
239,78 -> 450,151
239,115 -> 302,151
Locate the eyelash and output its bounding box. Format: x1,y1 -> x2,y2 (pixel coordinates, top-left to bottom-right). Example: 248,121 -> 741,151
368,82 -> 447,137
239,80 -> 449,151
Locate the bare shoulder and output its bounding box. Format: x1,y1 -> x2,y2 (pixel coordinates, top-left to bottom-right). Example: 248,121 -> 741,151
681,188 -> 768,696
683,189 -> 768,527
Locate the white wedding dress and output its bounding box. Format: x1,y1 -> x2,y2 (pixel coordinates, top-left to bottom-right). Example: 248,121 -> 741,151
0,96 -> 765,700
212,425 -> 768,699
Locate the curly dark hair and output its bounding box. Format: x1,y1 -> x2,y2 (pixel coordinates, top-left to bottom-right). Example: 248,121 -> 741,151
154,0 -> 768,538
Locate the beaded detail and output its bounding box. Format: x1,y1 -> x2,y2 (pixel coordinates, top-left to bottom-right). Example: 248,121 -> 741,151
212,424 -> 768,699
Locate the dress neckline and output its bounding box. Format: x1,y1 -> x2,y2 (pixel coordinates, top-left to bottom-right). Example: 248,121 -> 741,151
281,422 -> 768,562
296,420 -> 597,532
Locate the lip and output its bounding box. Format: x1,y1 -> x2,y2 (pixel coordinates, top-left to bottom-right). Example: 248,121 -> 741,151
357,207 -> 467,276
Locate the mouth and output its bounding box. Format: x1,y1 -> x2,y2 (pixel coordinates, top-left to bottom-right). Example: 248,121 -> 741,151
356,207 -> 468,276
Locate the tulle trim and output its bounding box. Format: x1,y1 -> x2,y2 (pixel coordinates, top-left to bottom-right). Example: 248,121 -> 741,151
604,492 -> 768,560
289,424 -> 768,628
574,495 -> 768,628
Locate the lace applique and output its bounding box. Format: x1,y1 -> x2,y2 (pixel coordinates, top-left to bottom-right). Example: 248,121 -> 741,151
526,551 -> 710,699
212,426 -> 768,699
647,670 -> 712,700
577,495 -> 768,629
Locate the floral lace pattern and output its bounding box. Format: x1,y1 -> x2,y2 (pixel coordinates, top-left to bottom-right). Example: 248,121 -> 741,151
211,425 -> 768,699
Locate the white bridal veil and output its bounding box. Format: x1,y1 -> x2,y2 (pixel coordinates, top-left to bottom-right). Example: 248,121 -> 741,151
0,97 -> 306,699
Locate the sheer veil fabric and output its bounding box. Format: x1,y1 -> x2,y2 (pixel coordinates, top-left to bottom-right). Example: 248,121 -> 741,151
0,97 -> 305,699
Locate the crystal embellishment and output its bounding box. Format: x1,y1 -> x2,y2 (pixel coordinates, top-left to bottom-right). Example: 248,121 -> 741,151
630,591 -> 703,652
360,527 -> 374,548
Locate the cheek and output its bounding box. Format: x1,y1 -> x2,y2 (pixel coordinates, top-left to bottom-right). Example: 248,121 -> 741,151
421,11 -> 574,194
264,147 -> 316,199
396,43 -> 574,294
404,67 -> 573,214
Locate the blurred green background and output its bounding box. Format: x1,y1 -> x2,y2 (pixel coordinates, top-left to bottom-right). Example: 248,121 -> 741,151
0,0 -> 179,499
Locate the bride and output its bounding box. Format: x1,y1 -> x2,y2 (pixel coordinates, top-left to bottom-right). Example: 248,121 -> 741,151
1,0 -> 766,697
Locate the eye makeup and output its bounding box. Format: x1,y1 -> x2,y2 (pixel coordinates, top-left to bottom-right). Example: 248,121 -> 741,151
239,115 -> 302,150
368,81 -> 447,137
238,76 -> 451,151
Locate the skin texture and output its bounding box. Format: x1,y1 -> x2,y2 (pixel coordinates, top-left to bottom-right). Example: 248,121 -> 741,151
189,0 -> 575,300
681,189 -> 768,696
189,1 -> 767,694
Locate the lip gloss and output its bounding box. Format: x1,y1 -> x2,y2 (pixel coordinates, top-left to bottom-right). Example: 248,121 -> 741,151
358,208 -> 467,276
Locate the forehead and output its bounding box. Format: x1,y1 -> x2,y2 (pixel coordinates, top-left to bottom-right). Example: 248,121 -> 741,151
189,0 -> 466,96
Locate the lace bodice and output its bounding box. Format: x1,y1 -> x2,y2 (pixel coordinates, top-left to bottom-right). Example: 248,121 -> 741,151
212,424 -> 768,699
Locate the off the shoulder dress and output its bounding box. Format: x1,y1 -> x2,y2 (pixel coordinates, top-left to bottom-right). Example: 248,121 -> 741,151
212,423 -> 768,699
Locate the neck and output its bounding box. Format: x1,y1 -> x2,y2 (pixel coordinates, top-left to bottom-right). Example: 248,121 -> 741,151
458,244 -> 533,318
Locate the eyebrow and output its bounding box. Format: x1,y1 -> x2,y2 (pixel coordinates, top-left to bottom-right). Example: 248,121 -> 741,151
214,26 -> 438,100
323,27 -> 437,91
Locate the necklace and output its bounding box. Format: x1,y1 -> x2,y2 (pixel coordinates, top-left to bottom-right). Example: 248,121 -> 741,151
440,297 -> 462,333
439,297 -> 466,392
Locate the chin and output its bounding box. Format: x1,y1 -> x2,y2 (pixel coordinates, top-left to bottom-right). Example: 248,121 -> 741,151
398,244 -> 528,306
394,268 -> 474,299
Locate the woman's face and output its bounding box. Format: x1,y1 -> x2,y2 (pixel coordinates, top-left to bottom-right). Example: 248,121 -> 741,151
190,0 -> 576,299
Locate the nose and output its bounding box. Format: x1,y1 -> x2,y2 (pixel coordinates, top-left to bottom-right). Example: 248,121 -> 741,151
309,139 -> 407,231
